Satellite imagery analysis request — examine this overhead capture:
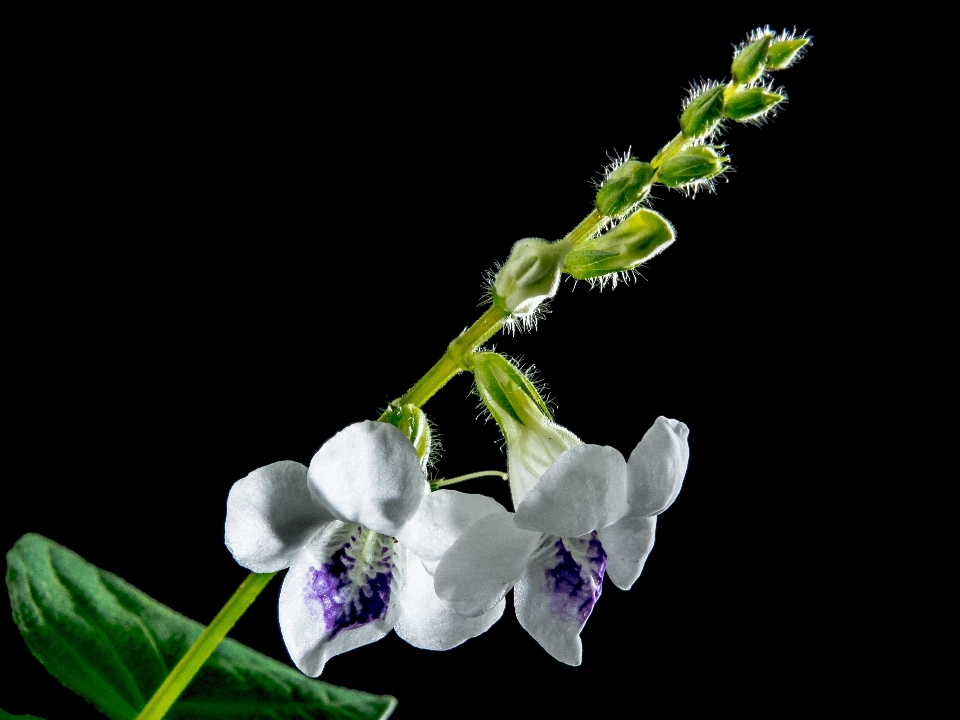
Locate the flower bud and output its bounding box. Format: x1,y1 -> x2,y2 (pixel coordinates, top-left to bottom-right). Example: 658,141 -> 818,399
657,146 -> 727,188
680,83 -> 725,139
766,36 -> 809,70
492,237 -> 571,316
564,208 -> 675,280
382,403 -> 432,471
595,161 -> 656,218
470,352 -> 580,508
723,87 -> 783,122
731,33 -> 772,85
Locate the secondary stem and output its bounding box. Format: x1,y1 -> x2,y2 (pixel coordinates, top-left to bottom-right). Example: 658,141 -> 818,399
432,470 -> 509,489
135,571 -> 277,720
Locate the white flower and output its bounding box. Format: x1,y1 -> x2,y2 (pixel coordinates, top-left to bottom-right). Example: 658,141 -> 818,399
433,416 -> 689,665
225,420 -> 506,677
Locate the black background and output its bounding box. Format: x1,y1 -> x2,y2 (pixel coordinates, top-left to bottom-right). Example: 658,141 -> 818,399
4,8 -> 863,718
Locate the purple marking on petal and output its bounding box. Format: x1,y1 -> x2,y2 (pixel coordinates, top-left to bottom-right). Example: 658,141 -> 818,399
543,532 -> 607,622
303,526 -> 394,639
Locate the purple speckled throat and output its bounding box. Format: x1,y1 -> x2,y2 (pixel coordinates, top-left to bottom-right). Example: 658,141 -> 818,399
303,523 -> 395,638
543,532 -> 606,622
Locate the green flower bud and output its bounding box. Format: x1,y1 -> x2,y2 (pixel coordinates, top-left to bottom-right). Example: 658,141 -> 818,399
766,36 -> 809,70
492,237 -> 571,317
679,83 -> 725,139
382,403 -> 432,471
657,146 -> 727,188
723,87 -> 784,122
731,33 -> 772,85
595,161 -> 656,218
564,208 -> 675,281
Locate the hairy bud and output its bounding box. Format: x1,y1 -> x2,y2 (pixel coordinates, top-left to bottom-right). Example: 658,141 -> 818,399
657,146 -> 727,188
732,33 -> 772,85
595,161 -> 656,218
492,238 -> 571,317
680,84 -> 726,139
767,35 -> 809,70
723,87 -> 783,122
564,208 -> 675,281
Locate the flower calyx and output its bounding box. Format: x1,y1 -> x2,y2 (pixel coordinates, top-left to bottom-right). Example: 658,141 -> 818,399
470,351 -> 580,508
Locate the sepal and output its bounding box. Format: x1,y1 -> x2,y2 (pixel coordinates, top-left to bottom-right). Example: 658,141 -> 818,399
471,351 -> 551,429
471,352 -> 581,506
382,403 -> 432,471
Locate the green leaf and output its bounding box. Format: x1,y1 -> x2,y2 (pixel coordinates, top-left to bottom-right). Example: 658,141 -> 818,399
6,534 -> 397,720
1,710 -> 48,720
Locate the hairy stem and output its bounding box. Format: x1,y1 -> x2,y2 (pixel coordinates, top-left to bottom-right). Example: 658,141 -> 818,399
381,305 -> 509,414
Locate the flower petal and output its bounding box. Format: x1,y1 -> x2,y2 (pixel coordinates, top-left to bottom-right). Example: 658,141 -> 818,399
514,444 -> 628,537
278,520 -> 401,677
596,515 -> 656,591
308,420 -> 426,537
395,490 -> 507,574
433,510 -> 541,618
625,416 -> 690,517
394,544 -> 505,650
225,461 -> 333,573
507,421 -> 581,509
514,533 -> 606,666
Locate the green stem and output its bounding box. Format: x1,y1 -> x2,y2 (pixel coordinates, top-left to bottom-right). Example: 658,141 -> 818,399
651,133 -> 687,168
431,470 -> 508,490
135,571 -> 277,720
561,210 -> 603,245
383,305 -> 509,413
563,209 -> 604,245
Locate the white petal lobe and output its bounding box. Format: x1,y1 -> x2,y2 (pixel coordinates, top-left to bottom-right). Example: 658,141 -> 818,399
395,490 -> 506,574
514,533 -> 606,666
433,510 -> 541,618
308,420 -> 426,536
596,515 -> 656,590
278,521 -> 401,677
225,461 -> 332,573
514,444 -> 628,536
394,545 -> 505,650
626,417 -> 690,517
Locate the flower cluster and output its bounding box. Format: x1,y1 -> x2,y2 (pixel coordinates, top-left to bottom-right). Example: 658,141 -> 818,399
225,414 -> 688,675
